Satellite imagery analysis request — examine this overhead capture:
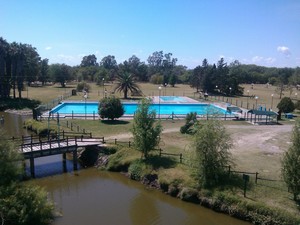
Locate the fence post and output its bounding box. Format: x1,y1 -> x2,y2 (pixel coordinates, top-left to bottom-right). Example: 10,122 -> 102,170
180,153 -> 182,163
255,172 -> 259,184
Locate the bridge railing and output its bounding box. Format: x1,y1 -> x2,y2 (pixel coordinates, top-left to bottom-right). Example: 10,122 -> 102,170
19,135 -> 105,153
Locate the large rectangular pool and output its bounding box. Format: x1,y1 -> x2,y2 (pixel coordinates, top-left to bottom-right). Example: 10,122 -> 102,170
50,101 -> 228,116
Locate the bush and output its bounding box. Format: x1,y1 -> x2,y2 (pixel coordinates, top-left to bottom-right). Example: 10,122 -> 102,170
98,96 -> 124,120
76,82 -> 91,92
128,159 -> 145,180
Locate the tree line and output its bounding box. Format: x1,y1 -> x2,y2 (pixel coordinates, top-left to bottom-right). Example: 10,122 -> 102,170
1,37 -> 300,99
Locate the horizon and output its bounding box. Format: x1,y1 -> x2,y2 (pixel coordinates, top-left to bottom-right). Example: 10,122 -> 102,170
1,0 -> 299,69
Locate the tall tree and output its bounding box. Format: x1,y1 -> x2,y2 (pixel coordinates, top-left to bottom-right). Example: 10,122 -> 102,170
113,72 -> 141,99
191,120 -> 233,187
282,120 -> 300,200
80,54 -> 98,67
0,37 -> 10,98
49,63 -> 73,87
131,99 -> 162,159
39,58 -> 49,85
100,55 -> 117,80
277,97 -> 295,120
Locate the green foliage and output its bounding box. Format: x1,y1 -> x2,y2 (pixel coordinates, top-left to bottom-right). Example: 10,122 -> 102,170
0,184 -> 54,225
106,146 -> 140,171
277,97 -> 295,113
23,119 -> 54,135
0,98 -> 40,111
191,120 -> 233,188
128,159 -> 146,181
131,98 -> 162,158
282,120 -> 300,200
98,96 -> 124,120
48,63 -> 74,86
76,81 -> 91,92
0,131 -> 54,224
0,131 -> 22,186
150,74 -> 163,84
180,112 -> 198,134
113,72 -> 141,99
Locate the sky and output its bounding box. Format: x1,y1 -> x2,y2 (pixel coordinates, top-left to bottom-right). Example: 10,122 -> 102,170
1,0 -> 299,69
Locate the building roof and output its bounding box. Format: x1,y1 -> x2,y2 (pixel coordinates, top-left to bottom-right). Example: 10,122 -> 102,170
227,106 -> 243,113
247,110 -> 278,116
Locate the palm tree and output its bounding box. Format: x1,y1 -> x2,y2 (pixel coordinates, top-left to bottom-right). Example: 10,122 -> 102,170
114,73 -> 141,99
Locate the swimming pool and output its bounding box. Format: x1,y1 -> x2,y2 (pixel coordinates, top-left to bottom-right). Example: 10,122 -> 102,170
50,101 -> 228,116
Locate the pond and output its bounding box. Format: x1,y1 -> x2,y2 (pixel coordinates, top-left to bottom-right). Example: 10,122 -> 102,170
29,169 -> 251,225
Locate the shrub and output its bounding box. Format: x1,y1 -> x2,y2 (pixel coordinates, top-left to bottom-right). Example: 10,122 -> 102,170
128,159 -> 145,181
98,96 -> 124,120
76,82 -> 91,92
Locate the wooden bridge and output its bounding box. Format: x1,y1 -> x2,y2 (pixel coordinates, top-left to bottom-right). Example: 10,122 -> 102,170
16,133 -> 105,178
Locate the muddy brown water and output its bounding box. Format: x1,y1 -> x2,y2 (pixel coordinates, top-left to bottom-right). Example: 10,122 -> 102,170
30,169 -> 251,225
0,111 -> 31,137
2,112 -> 250,225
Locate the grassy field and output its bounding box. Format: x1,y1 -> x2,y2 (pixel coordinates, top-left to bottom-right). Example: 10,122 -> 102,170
25,82 -> 300,216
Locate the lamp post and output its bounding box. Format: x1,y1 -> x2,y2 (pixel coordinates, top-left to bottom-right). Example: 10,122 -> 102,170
102,78 -> 105,98
255,96 -> 258,109
271,94 -> 274,110
164,83 -> 167,96
84,93 -> 87,119
229,87 -> 232,95
158,86 -> 162,119
246,90 -> 250,109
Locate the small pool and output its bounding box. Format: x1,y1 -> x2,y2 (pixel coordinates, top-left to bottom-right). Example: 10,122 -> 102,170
50,101 -> 229,117
160,96 -> 189,103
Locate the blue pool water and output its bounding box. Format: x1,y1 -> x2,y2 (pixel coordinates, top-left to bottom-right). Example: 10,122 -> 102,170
50,102 -> 228,116
160,96 -> 187,102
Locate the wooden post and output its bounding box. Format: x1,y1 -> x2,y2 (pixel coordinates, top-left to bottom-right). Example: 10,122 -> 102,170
62,153 -> 67,172
73,148 -> 78,171
30,157 -> 35,178
180,153 -> 182,163
255,172 -> 259,184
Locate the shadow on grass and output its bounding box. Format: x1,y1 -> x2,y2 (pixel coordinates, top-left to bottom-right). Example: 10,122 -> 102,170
144,155 -> 177,169
101,120 -> 130,125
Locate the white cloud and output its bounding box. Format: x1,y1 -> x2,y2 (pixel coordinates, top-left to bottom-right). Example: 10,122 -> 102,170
277,46 -> 291,56
252,56 -> 264,63
251,56 -> 276,65
45,46 -> 52,50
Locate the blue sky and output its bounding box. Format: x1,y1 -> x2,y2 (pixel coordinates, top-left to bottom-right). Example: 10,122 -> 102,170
1,0 -> 299,68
